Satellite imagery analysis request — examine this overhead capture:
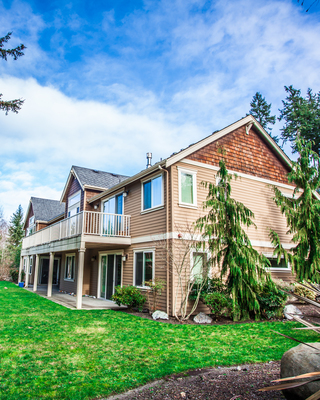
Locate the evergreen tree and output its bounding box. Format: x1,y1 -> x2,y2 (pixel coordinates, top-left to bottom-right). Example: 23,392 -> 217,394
0,32 -> 25,114
196,159 -> 274,320
248,92 -> 277,142
279,86 -> 320,155
270,139 -> 320,282
7,205 -> 24,268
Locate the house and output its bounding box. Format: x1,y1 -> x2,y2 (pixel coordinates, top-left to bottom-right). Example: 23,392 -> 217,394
20,115 -> 295,313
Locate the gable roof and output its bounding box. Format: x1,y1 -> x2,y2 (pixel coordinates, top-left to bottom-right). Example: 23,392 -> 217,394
24,197 -> 65,228
87,115 -> 292,204
60,166 -> 129,203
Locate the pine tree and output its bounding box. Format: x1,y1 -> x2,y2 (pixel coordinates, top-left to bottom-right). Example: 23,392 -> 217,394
7,205 -> 24,268
279,86 -> 320,155
0,32 -> 25,114
196,159 -> 273,320
270,139 -> 320,282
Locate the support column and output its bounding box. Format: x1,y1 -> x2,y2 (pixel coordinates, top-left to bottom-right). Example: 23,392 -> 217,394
18,256 -> 24,283
76,248 -> 86,310
33,255 -> 40,292
47,252 -> 55,297
25,256 -> 30,288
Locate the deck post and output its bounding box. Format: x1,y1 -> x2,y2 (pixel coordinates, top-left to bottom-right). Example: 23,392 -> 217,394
18,256 -> 24,283
33,255 -> 40,292
76,248 -> 86,309
25,256 -> 30,288
47,252 -> 55,297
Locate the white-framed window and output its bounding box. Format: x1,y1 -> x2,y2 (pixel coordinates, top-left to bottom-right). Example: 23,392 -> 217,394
29,256 -> 33,275
23,257 -> 27,273
142,174 -> 163,211
27,216 -> 35,236
103,193 -> 123,215
134,249 -> 154,287
191,251 -> 210,281
265,254 -> 291,271
64,254 -> 75,281
68,191 -> 81,217
178,168 -> 197,207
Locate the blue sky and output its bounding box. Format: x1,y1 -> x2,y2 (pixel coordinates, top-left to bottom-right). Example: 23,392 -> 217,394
0,0 -> 320,219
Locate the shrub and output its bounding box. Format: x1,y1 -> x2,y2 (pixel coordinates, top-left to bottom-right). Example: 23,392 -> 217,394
10,268 -> 24,283
294,283 -> 316,301
257,283 -> 287,319
202,292 -> 232,318
112,285 -> 146,311
190,277 -> 228,301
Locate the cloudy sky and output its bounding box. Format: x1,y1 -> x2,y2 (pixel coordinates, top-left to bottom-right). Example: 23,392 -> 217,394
0,0 -> 320,219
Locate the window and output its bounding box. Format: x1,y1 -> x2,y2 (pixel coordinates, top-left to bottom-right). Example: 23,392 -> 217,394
191,252 -> 209,281
27,216 -> 35,236
64,254 -> 75,281
134,250 -> 154,287
103,193 -> 123,214
103,194 -> 123,235
68,191 -> 81,217
267,257 -> 290,270
142,175 -> 163,211
178,168 -> 197,207
29,256 -> 33,275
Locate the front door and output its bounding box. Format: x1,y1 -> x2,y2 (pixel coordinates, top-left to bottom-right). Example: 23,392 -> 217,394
100,254 -> 122,299
39,258 -> 60,285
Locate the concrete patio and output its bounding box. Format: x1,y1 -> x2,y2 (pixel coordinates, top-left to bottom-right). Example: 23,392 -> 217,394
24,285 -> 127,310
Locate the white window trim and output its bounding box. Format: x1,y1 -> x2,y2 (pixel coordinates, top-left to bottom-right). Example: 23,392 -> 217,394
133,248 -> 155,289
177,167 -> 197,208
190,249 -> 211,280
97,251 -> 124,300
141,173 -> 164,213
264,253 -> 291,272
64,253 -> 76,281
68,191 -> 81,216
29,256 -> 33,275
101,192 -> 124,215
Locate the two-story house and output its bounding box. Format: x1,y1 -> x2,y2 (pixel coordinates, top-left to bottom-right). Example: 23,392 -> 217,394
20,115 -> 295,313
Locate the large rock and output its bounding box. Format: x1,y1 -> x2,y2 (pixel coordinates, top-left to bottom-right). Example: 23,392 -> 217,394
152,310 -> 169,320
193,312 -> 212,324
283,304 -> 303,320
281,342 -> 320,400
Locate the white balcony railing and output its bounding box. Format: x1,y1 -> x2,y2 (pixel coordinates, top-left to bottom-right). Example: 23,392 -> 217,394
22,211 -> 131,249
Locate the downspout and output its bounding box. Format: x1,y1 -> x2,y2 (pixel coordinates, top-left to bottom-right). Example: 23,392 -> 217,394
159,165 -> 170,315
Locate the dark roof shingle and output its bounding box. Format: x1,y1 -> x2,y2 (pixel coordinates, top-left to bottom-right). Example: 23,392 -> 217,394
31,197 -> 65,222
72,166 -> 129,190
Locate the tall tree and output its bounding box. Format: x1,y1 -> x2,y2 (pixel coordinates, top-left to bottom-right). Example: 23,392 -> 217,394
270,139 -> 320,282
279,86 -> 320,155
7,205 -> 24,268
248,92 -> 277,142
196,158 -> 273,320
0,32 -> 26,114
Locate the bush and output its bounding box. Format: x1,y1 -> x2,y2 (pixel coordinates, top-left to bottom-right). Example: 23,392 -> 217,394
202,292 -> 232,318
294,283 -> 316,301
10,268 -> 24,283
112,285 -> 146,311
190,277 -> 228,301
257,283 -> 287,319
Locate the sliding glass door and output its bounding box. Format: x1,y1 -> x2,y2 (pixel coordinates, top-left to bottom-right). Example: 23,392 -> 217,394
103,194 -> 123,235
100,254 -> 122,300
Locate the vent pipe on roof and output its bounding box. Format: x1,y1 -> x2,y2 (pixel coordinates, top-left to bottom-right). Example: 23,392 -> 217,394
146,152 -> 152,168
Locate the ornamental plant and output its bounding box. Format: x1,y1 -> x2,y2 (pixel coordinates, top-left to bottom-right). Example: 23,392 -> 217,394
196,158 -> 274,321
111,285 -> 146,311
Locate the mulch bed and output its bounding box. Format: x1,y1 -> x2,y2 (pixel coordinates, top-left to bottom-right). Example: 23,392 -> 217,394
106,302 -> 319,400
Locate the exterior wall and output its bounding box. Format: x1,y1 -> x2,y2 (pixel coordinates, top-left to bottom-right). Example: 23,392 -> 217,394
59,252 -> 78,293
64,176 -> 83,218
187,125 -> 291,184
24,206 -> 34,236
84,189 -> 103,212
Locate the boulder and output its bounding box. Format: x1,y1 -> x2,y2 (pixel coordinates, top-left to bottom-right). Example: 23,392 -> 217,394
281,342 -> 320,400
152,310 -> 169,320
283,304 -> 303,320
193,312 -> 212,324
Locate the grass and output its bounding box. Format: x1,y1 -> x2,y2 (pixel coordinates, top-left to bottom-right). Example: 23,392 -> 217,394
0,281 -> 318,400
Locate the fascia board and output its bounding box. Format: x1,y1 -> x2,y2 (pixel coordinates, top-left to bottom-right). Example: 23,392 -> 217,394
60,167 -> 84,204
88,161 -> 166,204
83,184 -> 108,191
23,201 -> 32,229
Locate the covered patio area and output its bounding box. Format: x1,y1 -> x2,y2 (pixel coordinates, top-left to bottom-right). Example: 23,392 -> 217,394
25,285 -> 127,310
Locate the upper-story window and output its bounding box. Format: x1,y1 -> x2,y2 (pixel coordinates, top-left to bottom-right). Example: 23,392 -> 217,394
178,168 -> 197,207
142,174 -> 163,211
68,191 -> 81,217
103,193 -> 123,215
27,216 -> 35,236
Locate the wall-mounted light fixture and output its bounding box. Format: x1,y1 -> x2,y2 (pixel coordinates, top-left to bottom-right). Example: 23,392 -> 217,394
94,204 -> 99,210
122,254 -> 128,262
123,191 -> 129,198
91,256 -> 97,262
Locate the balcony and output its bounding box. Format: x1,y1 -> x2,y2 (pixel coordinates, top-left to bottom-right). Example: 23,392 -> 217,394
22,211 -> 131,249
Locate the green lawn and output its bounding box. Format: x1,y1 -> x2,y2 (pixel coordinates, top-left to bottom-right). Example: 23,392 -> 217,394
0,281 -> 318,400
